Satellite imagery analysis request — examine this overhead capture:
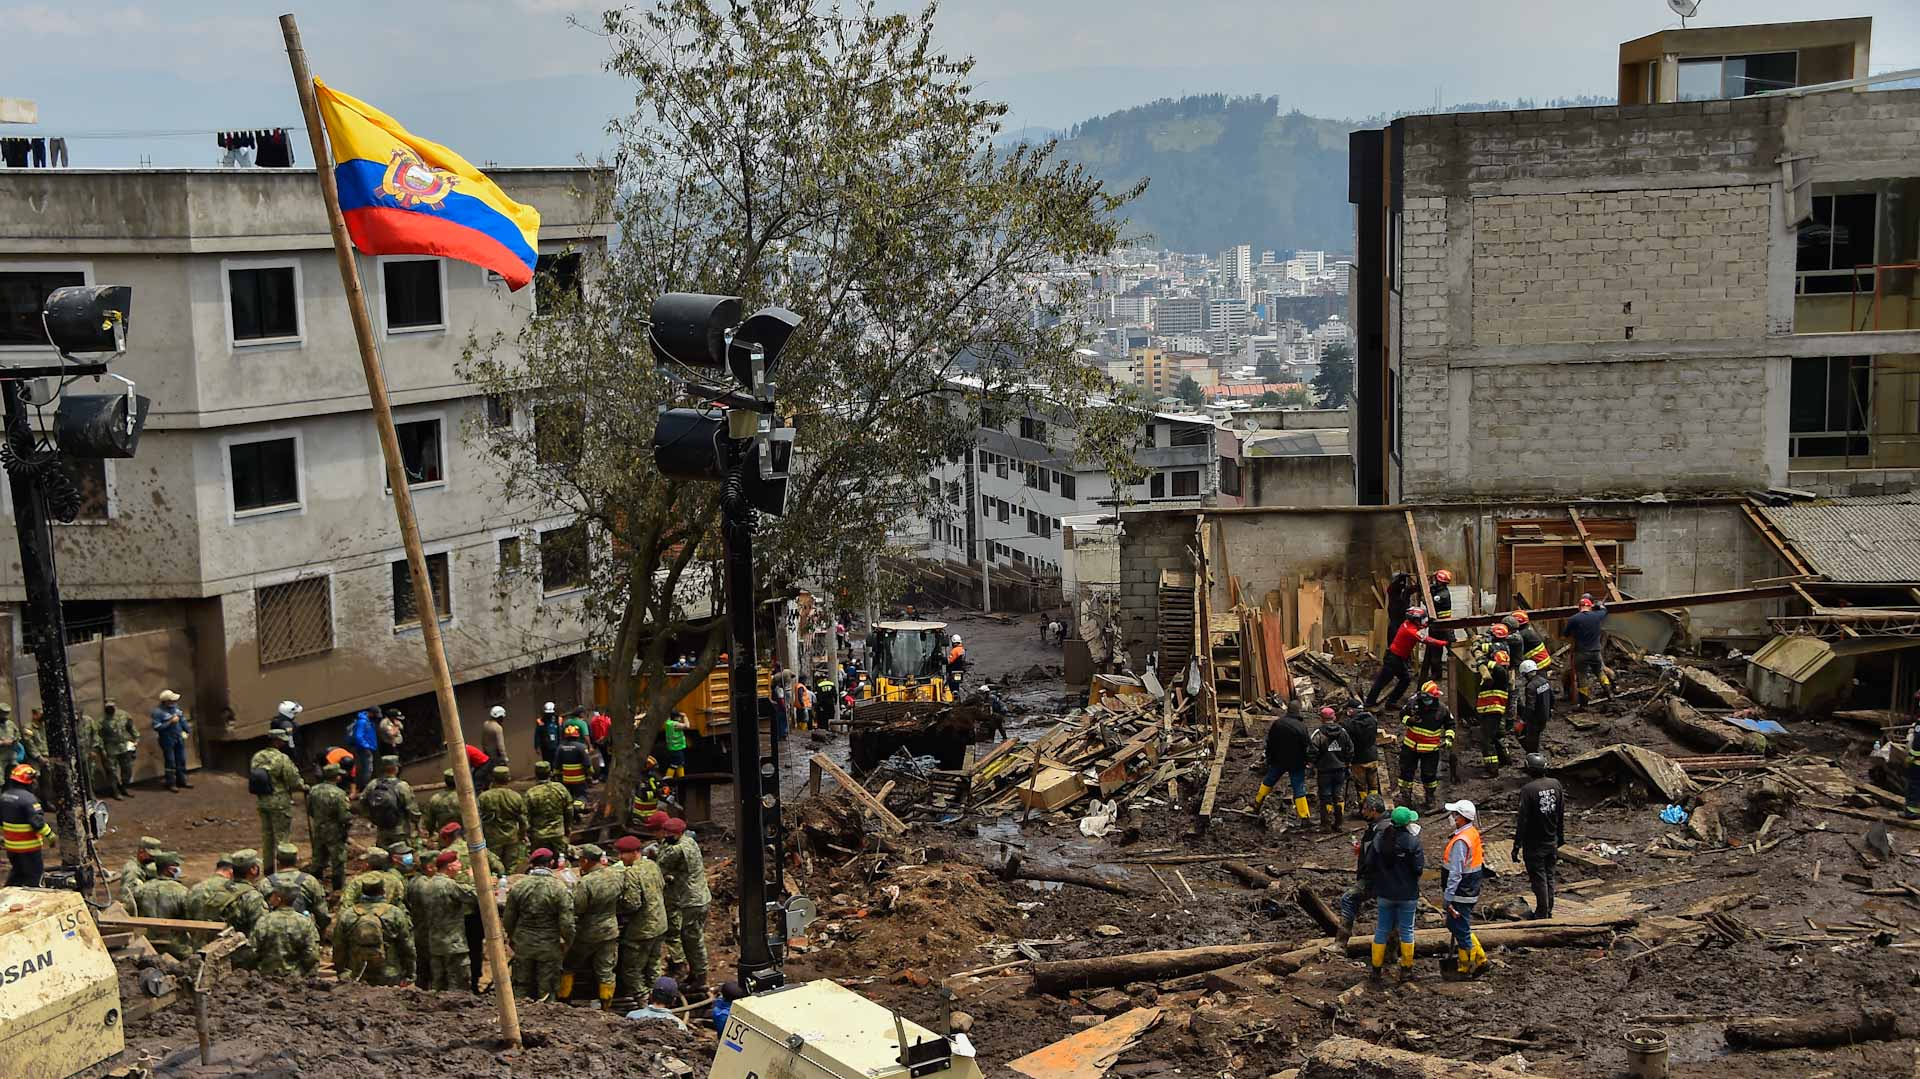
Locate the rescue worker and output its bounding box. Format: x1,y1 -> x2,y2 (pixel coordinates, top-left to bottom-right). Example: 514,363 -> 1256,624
483,705 -> 511,774
1365,607 -> 1447,710
1307,706 -> 1355,830
130,851 -> 193,958
1384,571 -> 1417,646
1397,682 -> 1453,809
631,757 -> 666,823
615,833 -> 670,999
270,700 -> 304,766
1474,644 -> 1514,775
533,702 -> 561,771
504,847 -> 575,1000
1513,753 -> 1567,919
120,835 -> 164,896
1510,610 -> 1551,675
250,727 -> 307,858
526,760 -> 575,854
420,849 -> 478,991
347,710 -> 379,794
341,847 -> 408,908
0,703 -> 17,766
662,712 -> 688,779
188,853 -> 266,937
1345,706 -> 1382,802
401,844 -> 433,986
263,842 -> 329,936
1367,805 -> 1425,983
307,763 -> 353,891
556,726 -> 593,802
1565,596 -> 1612,702
1,763 -> 53,886
945,634 -> 968,693
252,880 -> 323,977
76,707 -> 104,797
815,673 -> 838,727
228,849 -> 271,934
333,877 -> 415,986
656,816 -> 712,994
151,689 -> 192,791
359,755 -> 421,852
423,769 -> 462,838
477,765 -> 529,872
1337,795 -> 1390,938
1514,658 -> 1554,754
1250,704 -> 1312,826
564,844 -> 624,1008
436,820 -> 506,882
97,699 -> 137,798
1422,569 -> 1455,683
1440,800 -> 1488,978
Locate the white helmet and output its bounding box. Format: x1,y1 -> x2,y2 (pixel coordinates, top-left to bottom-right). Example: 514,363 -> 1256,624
950,634 -> 962,644
276,700 -> 302,719
543,701 -> 556,713
1519,659 -> 1538,675
489,705 -> 507,719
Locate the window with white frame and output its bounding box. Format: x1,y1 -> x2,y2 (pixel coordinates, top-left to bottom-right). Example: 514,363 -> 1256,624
226,261 -> 302,345
382,257 -> 445,332
393,417 -> 445,488
229,436 -> 301,515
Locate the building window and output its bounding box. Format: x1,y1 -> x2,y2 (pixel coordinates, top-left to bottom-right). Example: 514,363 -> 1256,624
1059,474 -> 1077,500
1219,456 -> 1241,497
393,552 -> 452,628
1172,470 -> 1200,497
534,252 -> 583,315
0,268 -> 86,347
534,399 -> 584,465
1171,423 -> 1208,448
1797,193 -> 1877,295
229,436 -> 301,515
1790,356 -> 1871,460
1036,468 -> 1050,494
256,576 -> 334,665
226,263 -> 302,345
1150,472 -> 1166,499
497,535 -> 524,575
57,458 -> 110,522
1676,52 -> 1797,101
1019,417 -> 1047,443
393,418 -> 444,488
997,500 -> 1009,523
540,522 -> 589,595
382,257 -> 445,333
62,600 -> 114,645
485,393 -> 514,429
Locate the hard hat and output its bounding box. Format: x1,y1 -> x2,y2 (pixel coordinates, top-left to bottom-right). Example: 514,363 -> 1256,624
1578,595 -> 1595,609
646,756 -> 658,769
1405,606 -> 1427,622
277,700 -> 302,719
1433,569 -> 1452,585
950,634 -> 962,643
1519,659 -> 1538,674
1443,799 -> 1478,822
543,701 -> 557,713
1512,610 -> 1531,625
1524,752 -> 1550,774
8,763 -> 35,784
1493,651 -> 1510,665
1421,681 -> 1442,697
489,705 -> 506,719
1490,623 -> 1510,638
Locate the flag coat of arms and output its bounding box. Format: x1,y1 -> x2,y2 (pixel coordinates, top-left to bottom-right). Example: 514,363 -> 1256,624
313,79 -> 542,290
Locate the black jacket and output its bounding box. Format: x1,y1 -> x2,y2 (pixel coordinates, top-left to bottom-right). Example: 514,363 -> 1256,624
1516,777 -> 1567,849
1368,823 -> 1425,901
1309,723 -> 1355,769
1517,672 -> 1554,731
1344,710 -> 1380,764
1565,608 -> 1608,651
1264,714 -> 1311,772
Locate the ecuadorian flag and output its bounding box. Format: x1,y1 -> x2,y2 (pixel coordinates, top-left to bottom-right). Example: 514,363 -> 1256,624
314,79 -> 541,290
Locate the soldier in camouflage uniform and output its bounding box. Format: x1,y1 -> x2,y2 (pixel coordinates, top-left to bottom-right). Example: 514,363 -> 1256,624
435,821 -> 506,882
262,843 -> 329,937
420,849 -> 478,991
563,844 -> 624,1008
120,835 -> 163,899
655,817 -> 711,993
129,851 -> 193,959
96,700 -> 137,799
250,728 -> 307,858
18,713 -> 48,803
524,761 -> 574,855
358,755 -> 420,851
252,879 -> 323,977
423,769 -> 462,839
503,847 -> 574,1001
75,709 -> 104,797
332,877 -> 415,986
187,853 -> 268,940
341,847 -> 408,909
475,766 -> 529,873
613,834 -> 670,999
306,763 -> 353,891
398,843 -> 433,986
0,703 -> 17,766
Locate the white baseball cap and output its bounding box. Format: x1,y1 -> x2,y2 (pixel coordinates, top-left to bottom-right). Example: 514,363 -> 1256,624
1443,799 -> 1477,822
489,706 -> 507,719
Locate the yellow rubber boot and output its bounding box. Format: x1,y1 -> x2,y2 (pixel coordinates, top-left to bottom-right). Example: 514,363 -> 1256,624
598,982 -> 616,1009
1399,942 -> 1416,969
1456,948 -> 1472,976
1251,783 -> 1271,808
1369,942 -> 1386,970
557,973 -> 574,1000
1468,936 -> 1489,977
1293,796 -> 1311,820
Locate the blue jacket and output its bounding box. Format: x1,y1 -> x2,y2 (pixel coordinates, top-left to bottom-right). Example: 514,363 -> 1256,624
349,713 -> 378,752
1368,823 -> 1426,902
150,705 -> 190,743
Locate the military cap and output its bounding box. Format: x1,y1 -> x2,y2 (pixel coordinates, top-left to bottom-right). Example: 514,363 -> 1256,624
357,876 -> 387,897
528,848 -> 555,865
534,760 -> 551,775
321,763 -> 343,778
434,850 -> 458,868
275,842 -> 299,861
364,846 -> 390,864
138,835 -> 165,852
491,765 -> 510,778
577,843 -> 605,862
153,850 -> 182,870
438,821 -> 463,839
378,754 -> 400,768
229,849 -> 261,872
442,769 -> 455,784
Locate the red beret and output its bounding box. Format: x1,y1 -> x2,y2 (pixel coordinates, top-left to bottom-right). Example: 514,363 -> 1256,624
614,835 -> 644,853
641,810 -> 670,832
663,818 -> 687,836
529,848 -> 554,864
438,821 -> 463,838
434,850 -> 458,867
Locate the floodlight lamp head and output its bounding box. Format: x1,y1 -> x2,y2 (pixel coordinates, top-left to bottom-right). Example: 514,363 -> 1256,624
42,285 -> 131,357
649,292 -> 742,372
728,306 -> 802,385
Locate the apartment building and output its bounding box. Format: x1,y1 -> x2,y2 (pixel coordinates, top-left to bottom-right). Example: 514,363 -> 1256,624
1349,17 -> 1920,504
0,167 -> 607,765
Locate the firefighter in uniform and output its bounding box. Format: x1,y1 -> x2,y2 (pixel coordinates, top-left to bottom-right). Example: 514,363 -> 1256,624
1474,644 -> 1514,775
1509,610 -> 1551,675
1421,570 -> 1454,683
1,763 -> 53,886
1396,683 -> 1452,810
556,727 -> 593,802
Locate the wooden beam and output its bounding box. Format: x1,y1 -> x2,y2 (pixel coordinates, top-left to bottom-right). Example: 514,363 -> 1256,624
1432,584 -> 1798,630
1406,511 -> 1436,616
97,915 -> 229,936
1567,506 -> 1624,603
807,752 -> 908,833
1741,502 -> 1819,579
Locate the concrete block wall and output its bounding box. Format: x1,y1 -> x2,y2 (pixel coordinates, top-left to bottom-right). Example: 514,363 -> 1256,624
1116,512 -> 1193,662
1792,89 -> 1920,172
1470,186 -> 1770,346
1399,198 -> 1450,350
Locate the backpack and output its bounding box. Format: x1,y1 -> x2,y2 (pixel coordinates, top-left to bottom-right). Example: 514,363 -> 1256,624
364,779 -> 403,828
248,765 -> 275,796
348,906 -> 388,965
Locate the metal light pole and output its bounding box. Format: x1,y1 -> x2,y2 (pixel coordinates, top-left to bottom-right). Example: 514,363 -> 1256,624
723,435 -> 780,992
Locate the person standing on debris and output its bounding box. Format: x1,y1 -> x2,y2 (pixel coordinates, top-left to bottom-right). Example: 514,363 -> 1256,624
1440,800 -> 1489,978
190,852 -> 267,938
151,689 -> 192,792
1397,682 -> 1453,809
527,760 -> 576,852
478,765 -> 530,872
360,755 -> 421,851
1338,794 -> 1391,938
1473,644 -> 1515,776
615,833 -> 670,999
98,700 -> 137,799
534,702 -> 562,770
483,706 -> 511,776
253,879 -> 323,978
378,708 -> 406,764
307,763 -> 353,892
1423,570 -> 1455,683
505,847 -> 576,1000
1513,659 -> 1554,755
1365,607 -> 1447,710
556,725 -> 593,801
348,709 -> 379,794
563,844 -> 624,1008
945,635 -> 969,693
1384,572 -> 1417,646
250,727 -> 308,858
130,851 -> 193,959
1344,706 -> 1382,802
1250,704 -> 1313,826
656,816 -> 712,996
1,763 -> 53,886
341,846 -> 408,908
1513,754 -> 1567,919
264,843 -> 329,937
333,876 -> 415,986
1565,596 -> 1612,703
1509,610 -> 1551,675
0,704 -> 17,767
1367,805 -> 1425,983
662,711 -> 689,779
424,769 -> 462,838
590,707 -> 613,779
421,849 -> 479,991
76,706 -> 106,798
1308,706 -> 1355,830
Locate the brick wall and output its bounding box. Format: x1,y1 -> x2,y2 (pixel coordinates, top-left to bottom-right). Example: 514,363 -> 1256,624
1793,88 -> 1920,172
1399,197 -> 1450,350
1470,186 -> 1770,346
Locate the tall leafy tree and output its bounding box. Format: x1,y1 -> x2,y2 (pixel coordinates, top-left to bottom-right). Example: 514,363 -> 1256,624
1313,343 -> 1353,410
1175,375 -> 1204,407
463,0 -> 1141,818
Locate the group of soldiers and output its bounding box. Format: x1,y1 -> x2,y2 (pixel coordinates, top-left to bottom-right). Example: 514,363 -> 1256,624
0,699 -> 137,800
121,802 -> 715,1006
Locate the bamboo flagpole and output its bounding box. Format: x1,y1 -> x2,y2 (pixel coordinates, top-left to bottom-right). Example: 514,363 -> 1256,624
279,14 -> 521,1046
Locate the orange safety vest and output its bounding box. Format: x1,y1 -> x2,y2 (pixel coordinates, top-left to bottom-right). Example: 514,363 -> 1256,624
1444,825 -> 1486,901
948,645 -> 965,665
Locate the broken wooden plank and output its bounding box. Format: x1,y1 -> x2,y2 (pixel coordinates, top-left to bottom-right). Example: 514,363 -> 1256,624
1008,1007 -> 1162,1079
1030,941 -> 1308,993
1406,510 -> 1437,620
808,752 -> 908,834
1568,506 -> 1625,603
1725,1009 -> 1897,1051
97,915 -> 230,936
1432,585 -> 1797,631
1304,1035 -> 1542,1079
1332,914 -> 1634,958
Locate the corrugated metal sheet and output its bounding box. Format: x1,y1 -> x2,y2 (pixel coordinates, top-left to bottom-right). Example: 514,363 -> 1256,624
1760,495 -> 1920,583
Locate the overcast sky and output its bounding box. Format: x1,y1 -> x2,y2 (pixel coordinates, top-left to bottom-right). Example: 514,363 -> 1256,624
5,1 -> 1916,166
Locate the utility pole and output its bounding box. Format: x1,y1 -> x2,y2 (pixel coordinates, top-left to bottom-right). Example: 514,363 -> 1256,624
723,429 -> 780,992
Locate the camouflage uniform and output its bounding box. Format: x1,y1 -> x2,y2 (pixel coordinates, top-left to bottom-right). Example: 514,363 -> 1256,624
332,891 -> 415,986
444,837 -> 506,883
422,770 -> 462,839
129,853 -> 193,959
400,854 -> 432,986
564,851 -> 624,1005
97,704 -> 138,796
119,835 -> 163,900
252,903 -> 322,977
524,765 -> 574,854
657,831 -> 712,987
306,769 -> 353,891
359,758 -> 421,851
476,770 -> 529,873
503,865 -> 574,1001
616,853 -> 670,998
340,848 -> 409,909
249,737 -> 307,859
75,712 -> 103,796
0,707 -> 18,765
262,846 -> 329,937
187,867 -> 267,939
419,871 -> 478,991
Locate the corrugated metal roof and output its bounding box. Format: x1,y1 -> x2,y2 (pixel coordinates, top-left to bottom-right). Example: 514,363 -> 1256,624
1759,495 -> 1920,583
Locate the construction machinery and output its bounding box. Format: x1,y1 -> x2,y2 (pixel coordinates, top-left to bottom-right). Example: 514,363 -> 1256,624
712,978 -> 981,1079
859,621 -> 955,704
0,887 -> 123,1079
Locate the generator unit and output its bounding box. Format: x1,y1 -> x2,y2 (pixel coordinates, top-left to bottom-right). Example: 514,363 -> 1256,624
0,887 -> 123,1079
711,979 -> 981,1079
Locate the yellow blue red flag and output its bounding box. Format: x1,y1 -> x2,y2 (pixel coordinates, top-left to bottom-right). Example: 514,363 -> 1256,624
313,79 -> 541,290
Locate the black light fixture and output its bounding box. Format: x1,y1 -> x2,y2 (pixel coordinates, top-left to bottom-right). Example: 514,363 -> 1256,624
40,285 -> 131,357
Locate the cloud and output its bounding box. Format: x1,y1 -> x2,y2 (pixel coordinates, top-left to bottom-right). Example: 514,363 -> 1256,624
4,3 -> 149,35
